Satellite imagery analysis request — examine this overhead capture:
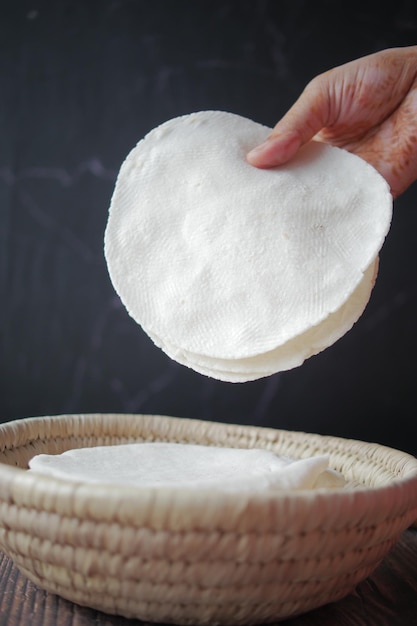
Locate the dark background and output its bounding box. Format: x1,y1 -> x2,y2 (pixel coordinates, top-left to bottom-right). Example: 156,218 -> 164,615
1,0 -> 416,455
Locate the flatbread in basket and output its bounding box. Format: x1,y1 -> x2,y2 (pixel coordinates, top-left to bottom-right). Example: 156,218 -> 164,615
0,413 -> 417,625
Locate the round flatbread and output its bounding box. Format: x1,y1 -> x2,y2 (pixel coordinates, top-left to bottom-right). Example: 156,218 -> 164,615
147,259 -> 378,382
104,111 -> 392,381
29,443 -> 345,491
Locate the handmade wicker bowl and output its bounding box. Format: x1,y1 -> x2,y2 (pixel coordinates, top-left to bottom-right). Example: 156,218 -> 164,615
0,413 -> 417,625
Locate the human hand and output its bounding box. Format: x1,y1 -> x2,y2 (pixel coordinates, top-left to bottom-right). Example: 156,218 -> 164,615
247,46 -> 417,198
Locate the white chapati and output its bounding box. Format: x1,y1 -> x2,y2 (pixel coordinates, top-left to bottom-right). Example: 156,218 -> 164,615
28,443 -> 345,491
104,110 -> 392,381
147,259 -> 378,382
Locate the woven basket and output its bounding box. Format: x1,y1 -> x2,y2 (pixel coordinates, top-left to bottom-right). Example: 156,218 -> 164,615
0,413 -> 417,625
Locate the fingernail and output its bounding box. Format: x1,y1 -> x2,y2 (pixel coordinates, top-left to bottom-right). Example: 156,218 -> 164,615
247,140 -> 270,160
247,131 -> 300,167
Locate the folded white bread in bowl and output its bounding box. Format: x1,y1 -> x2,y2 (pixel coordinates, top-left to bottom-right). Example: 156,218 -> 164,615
2,413 -> 417,625
29,442 -> 346,491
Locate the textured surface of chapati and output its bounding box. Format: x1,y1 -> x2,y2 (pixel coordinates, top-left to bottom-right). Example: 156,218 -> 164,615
147,258 -> 379,382
29,442 -> 345,491
104,111 -> 392,381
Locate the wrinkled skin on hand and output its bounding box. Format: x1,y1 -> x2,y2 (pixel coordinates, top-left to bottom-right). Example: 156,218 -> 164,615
247,46 -> 417,198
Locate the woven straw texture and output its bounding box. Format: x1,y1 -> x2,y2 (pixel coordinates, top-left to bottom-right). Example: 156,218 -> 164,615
0,413 -> 417,625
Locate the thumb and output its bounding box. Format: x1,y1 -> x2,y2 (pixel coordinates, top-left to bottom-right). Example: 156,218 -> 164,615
247,79 -> 330,168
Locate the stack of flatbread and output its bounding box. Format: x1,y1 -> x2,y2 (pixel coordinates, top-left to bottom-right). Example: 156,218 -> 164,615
104,111 -> 392,382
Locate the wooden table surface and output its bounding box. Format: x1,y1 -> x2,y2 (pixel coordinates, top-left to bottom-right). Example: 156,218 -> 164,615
1,529 -> 417,626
